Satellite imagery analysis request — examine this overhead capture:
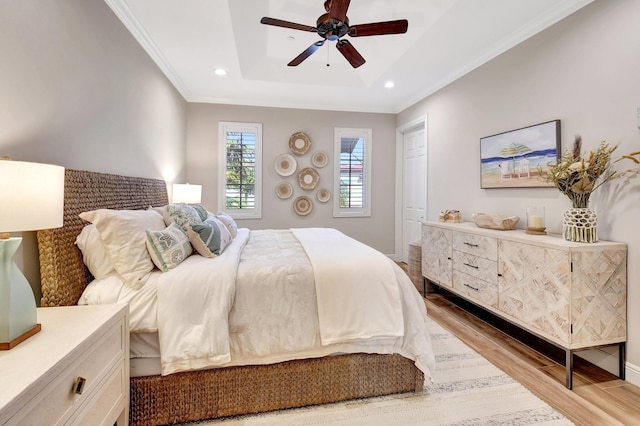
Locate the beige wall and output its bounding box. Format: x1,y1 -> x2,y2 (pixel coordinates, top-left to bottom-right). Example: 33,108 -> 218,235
186,103 -> 397,253
398,0 -> 640,380
1,0 -> 187,299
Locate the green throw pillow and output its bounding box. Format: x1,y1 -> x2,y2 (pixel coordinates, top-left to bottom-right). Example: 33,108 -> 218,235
145,222 -> 193,272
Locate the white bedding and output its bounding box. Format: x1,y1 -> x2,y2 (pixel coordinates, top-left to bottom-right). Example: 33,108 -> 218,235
79,228 -> 435,380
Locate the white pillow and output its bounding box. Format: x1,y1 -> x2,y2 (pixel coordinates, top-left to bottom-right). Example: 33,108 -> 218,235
215,211 -> 238,238
75,224 -> 115,280
79,209 -> 166,288
145,222 -> 193,272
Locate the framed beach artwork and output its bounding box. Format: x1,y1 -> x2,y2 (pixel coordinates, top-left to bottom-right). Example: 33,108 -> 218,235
480,120 -> 561,188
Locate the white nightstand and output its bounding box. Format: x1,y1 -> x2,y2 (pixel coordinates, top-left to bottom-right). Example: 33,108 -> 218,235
0,304 -> 130,425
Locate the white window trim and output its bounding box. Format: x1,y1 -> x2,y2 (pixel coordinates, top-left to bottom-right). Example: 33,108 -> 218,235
218,121 -> 262,219
333,127 -> 372,218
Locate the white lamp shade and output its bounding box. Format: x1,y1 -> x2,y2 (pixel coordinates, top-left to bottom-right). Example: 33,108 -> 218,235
172,183 -> 202,204
0,161 -> 65,233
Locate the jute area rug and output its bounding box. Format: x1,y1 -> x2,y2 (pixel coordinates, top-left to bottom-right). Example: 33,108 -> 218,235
183,318 -> 573,425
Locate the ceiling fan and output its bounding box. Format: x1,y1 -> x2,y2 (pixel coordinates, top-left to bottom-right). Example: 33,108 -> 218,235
260,0 -> 408,68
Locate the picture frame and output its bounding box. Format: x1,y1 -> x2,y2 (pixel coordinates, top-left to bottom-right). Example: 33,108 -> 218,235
480,120 -> 561,188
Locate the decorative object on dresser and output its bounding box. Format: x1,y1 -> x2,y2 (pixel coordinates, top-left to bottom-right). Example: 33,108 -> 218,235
438,209 -> 462,223
540,135 -> 640,242
472,213 -> 519,230
0,159 -> 64,350
36,169 -> 426,426
525,206 -> 546,235
422,221 -> 627,389
480,120 -> 560,189
0,304 -> 129,425
171,183 -> 202,204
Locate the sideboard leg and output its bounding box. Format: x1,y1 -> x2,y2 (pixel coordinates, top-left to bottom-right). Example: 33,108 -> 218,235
566,350 -> 574,390
619,342 -> 626,380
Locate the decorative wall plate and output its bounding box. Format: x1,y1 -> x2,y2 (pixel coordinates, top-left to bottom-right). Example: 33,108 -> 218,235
316,188 -> 331,203
289,132 -> 311,155
311,151 -> 328,168
276,182 -> 293,199
297,167 -> 319,190
294,196 -> 313,216
275,153 -> 297,177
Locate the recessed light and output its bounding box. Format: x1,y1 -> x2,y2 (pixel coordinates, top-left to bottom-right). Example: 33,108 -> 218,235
384,81 -> 395,89
214,68 -> 227,76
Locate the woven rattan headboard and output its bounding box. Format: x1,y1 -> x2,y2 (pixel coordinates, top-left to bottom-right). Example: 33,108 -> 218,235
36,169 -> 169,306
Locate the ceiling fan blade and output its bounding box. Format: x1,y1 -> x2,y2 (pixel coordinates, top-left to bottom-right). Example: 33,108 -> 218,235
336,39 -> 365,68
260,17 -> 317,33
348,20 -> 408,37
288,40 -> 325,66
328,0 -> 351,24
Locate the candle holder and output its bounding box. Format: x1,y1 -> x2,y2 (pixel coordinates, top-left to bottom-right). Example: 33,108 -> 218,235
526,206 -> 546,235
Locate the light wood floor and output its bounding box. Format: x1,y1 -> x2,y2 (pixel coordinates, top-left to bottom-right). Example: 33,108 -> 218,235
424,288 -> 640,425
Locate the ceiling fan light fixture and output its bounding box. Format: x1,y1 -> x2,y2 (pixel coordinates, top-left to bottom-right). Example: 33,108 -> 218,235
384,81 -> 395,88
214,68 -> 227,76
260,0 -> 408,68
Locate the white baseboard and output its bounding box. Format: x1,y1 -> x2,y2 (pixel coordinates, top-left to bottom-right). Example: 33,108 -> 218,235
625,361 -> 640,387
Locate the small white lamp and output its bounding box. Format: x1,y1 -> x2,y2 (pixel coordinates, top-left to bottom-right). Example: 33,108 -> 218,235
0,159 -> 64,350
172,183 -> 202,204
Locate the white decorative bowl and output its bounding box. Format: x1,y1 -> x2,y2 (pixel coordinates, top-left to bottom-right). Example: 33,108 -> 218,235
473,213 -> 519,230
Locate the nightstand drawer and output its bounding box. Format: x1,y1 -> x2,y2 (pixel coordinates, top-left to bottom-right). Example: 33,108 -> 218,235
72,363 -> 127,426
7,318 -> 125,425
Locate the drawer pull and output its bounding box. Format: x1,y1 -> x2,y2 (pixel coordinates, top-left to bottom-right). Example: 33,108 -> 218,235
463,262 -> 479,269
464,242 -> 479,248
463,283 -> 479,291
73,376 -> 87,395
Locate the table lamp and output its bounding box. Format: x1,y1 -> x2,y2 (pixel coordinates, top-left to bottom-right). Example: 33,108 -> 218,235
0,159 -> 64,350
172,183 -> 202,204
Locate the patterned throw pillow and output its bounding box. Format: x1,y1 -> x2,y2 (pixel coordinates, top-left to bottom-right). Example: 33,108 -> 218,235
159,203 -> 203,230
191,204 -> 209,221
145,222 -> 193,272
187,217 -> 233,258
215,211 -> 238,238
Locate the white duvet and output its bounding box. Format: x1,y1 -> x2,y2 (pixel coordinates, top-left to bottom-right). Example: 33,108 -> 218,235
79,228 -> 435,380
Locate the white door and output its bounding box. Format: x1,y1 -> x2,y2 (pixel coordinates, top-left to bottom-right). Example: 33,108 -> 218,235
402,127 -> 426,263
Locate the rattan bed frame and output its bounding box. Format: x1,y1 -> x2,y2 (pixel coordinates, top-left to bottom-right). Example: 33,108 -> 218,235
36,169 -> 423,426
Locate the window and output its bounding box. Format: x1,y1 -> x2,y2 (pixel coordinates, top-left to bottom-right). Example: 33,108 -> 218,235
218,122 -> 262,219
333,128 -> 372,217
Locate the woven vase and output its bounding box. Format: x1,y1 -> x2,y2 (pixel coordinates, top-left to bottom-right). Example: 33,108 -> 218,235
562,207 -> 598,243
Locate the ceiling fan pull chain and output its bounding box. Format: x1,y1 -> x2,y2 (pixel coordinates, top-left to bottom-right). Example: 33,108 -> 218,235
327,42 -> 331,67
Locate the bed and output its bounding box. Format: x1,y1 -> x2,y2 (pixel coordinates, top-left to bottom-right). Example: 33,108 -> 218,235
37,169 -> 433,426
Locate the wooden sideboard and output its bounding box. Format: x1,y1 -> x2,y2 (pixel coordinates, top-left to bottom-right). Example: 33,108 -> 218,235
422,221 -> 627,389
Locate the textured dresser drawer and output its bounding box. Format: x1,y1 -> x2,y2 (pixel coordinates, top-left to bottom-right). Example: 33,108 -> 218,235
453,231 -> 497,260
453,251 -> 497,284
453,270 -> 498,308
8,318 -> 125,425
